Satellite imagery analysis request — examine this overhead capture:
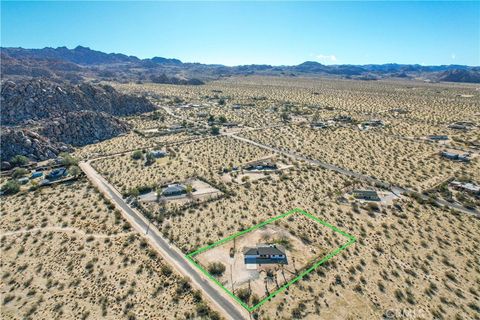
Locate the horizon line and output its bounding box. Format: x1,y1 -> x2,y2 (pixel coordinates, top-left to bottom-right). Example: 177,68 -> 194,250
2,45 -> 479,68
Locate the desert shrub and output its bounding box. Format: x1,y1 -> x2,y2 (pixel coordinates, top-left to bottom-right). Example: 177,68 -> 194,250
9,155 -> 29,167
236,288 -> 251,303
12,168 -> 29,178
1,180 -> 20,195
207,262 -> 226,276
161,264 -> 172,277
367,202 -> 380,212
176,277 -> 191,295
131,150 -> 143,160
69,165 -> 81,177
211,126 -> 220,135
59,152 -> 78,166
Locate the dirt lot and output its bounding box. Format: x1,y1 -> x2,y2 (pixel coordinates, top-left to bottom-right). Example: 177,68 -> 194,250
193,212 -> 345,307
0,179 -> 214,320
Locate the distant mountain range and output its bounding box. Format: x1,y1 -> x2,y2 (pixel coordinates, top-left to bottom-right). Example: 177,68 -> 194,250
1,45 -> 480,83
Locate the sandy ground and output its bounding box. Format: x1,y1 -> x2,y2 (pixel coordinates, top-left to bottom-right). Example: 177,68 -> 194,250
195,218 -> 334,305
0,179 -> 207,320
7,76 -> 478,320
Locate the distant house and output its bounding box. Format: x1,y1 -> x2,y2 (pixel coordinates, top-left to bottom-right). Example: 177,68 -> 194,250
46,167 -> 68,181
311,122 -> 328,129
362,119 -> 384,127
390,108 -> 408,114
244,245 -> 287,265
223,122 -> 240,128
450,181 -> 480,195
448,124 -> 468,130
161,184 -> 187,197
428,135 -> 449,141
244,160 -> 278,171
440,151 -> 470,162
30,171 -> 43,179
168,124 -> 185,132
18,177 -> 29,185
352,190 -> 381,201
150,150 -> 168,158
333,115 -> 353,123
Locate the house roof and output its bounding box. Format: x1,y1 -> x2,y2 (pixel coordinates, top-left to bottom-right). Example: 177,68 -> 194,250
451,181 -> 480,192
151,150 -> 167,155
352,189 -> 378,197
245,160 -> 277,168
244,245 -> 286,256
162,184 -> 187,194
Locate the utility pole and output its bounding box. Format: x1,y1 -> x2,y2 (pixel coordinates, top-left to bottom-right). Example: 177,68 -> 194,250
146,220 -> 151,235
230,264 -> 234,293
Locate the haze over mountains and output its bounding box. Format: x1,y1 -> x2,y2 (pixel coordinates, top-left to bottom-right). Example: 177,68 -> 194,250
2,46 -> 480,84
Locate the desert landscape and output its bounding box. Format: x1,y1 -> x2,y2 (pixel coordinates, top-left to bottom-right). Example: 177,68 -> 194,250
0,179 -> 220,319
2,4 -> 480,318
3,74 -> 480,320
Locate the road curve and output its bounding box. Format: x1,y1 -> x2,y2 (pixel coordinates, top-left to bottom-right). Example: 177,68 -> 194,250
79,161 -> 248,320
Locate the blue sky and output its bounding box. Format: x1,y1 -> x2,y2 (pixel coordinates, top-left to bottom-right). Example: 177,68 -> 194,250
1,1 -> 479,66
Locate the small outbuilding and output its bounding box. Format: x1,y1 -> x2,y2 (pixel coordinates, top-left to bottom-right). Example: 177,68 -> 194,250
30,171 -> 43,179
46,167 -> 68,180
333,115 -> 353,123
440,151 -> 470,162
352,190 -> 381,201
150,150 -> 168,158
450,181 -> 480,195
428,135 -> 449,141
311,122 -> 328,129
18,177 -> 29,185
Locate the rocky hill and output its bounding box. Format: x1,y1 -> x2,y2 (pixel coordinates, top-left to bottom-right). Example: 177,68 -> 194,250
39,111 -> 130,146
1,128 -> 72,162
1,80 -> 155,125
0,79 -> 155,163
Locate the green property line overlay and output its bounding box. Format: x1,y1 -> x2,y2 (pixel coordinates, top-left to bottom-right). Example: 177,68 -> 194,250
185,208 -> 357,312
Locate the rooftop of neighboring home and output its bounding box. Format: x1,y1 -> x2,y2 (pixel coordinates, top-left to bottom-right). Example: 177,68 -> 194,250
223,122 -> 240,127
450,181 -> 480,193
46,167 -> 67,180
244,159 -> 278,170
428,135 -> 449,140
440,150 -> 470,160
352,189 -> 380,200
150,150 -> 168,158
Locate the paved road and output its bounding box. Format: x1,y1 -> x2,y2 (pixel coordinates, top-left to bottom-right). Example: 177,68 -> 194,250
230,134 -> 479,217
79,161 -> 248,320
